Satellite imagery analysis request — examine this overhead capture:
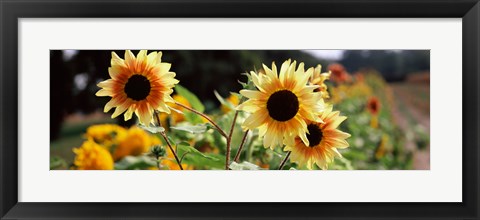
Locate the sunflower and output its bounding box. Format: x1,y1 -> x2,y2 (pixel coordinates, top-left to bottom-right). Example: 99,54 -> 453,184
96,50 -> 179,126
73,139 -> 114,170
237,60 -> 325,149
284,106 -> 350,170
310,64 -> 331,99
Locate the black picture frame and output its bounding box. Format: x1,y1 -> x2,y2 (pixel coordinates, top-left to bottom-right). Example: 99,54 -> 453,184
1,0 -> 479,219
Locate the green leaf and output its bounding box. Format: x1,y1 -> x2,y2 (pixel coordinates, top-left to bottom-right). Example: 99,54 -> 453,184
214,90 -> 235,110
183,112 -> 204,124
171,124 -> 208,134
229,161 -> 261,170
139,124 -> 165,134
238,80 -> 247,88
175,84 -> 205,112
184,153 -> 225,169
176,142 -> 220,161
239,72 -> 256,90
114,156 -> 157,170
331,157 -> 354,170
50,156 -> 68,170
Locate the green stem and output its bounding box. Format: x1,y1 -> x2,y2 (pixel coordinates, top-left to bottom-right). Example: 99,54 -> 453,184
278,151 -> 291,170
225,111 -> 239,170
175,101 -> 228,138
246,133 -> 257,162
154,112 -> 184,170
156,157 -> 161,169
234,130 -> 249,162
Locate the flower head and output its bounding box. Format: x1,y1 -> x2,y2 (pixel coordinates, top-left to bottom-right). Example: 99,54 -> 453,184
367,96 -> 381,115
284,106 -> 350,170
221,94 -> 240,113
73,139 -> 114,170
96,50 -> 179,126
237,60 -> 325,149
159,94 -> 191,125
85,124 -> 126,149
310,64 -> 331,99
354,72 -> 365,83
113,126 -> 161,161
328,63 -> 351,83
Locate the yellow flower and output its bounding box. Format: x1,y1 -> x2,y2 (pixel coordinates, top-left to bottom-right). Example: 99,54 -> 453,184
96,50 -> 179,126
160,150 -> 193,170
310,64 -> 331,99
237,60 -> 325,149
370,116 -> 379,129
159,94 -> 191,126
73,139 -> 114,170
330,81 -> 372,104
85,124 -> 127,149
113,126 -> 161,161
221,94 -> 240,113
375,134 -> 389,160
284,106 -> 350,170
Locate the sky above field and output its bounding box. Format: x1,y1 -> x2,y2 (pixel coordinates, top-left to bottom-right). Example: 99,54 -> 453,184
303,50 -> 344,61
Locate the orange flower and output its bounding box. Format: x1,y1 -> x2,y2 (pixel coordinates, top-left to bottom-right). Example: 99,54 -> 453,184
354,72 -> 365,83
366,96 -> 381,115
328,63 -> 351,83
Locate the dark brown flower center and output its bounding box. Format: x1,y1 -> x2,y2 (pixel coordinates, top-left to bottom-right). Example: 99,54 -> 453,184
369,102 -> 378,112
124,74 -> 151,101
266,90 -> 299,122
306,123 -> 323,147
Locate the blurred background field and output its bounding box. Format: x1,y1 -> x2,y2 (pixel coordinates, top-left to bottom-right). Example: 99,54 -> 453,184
50,50 -> 430,170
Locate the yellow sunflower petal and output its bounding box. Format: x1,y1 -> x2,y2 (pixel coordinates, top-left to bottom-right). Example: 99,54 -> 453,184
111,52 -> 125,67
111,103 -> 129,118
135,50 -> 148,72
239,90 -> 263,99
243,111 -> 268,129
95,89 -> 112,97
124,50 -> 136,69
124,107 -> 134,121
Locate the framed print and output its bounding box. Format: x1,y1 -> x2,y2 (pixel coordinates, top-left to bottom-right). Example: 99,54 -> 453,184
1,0 -> 479,219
